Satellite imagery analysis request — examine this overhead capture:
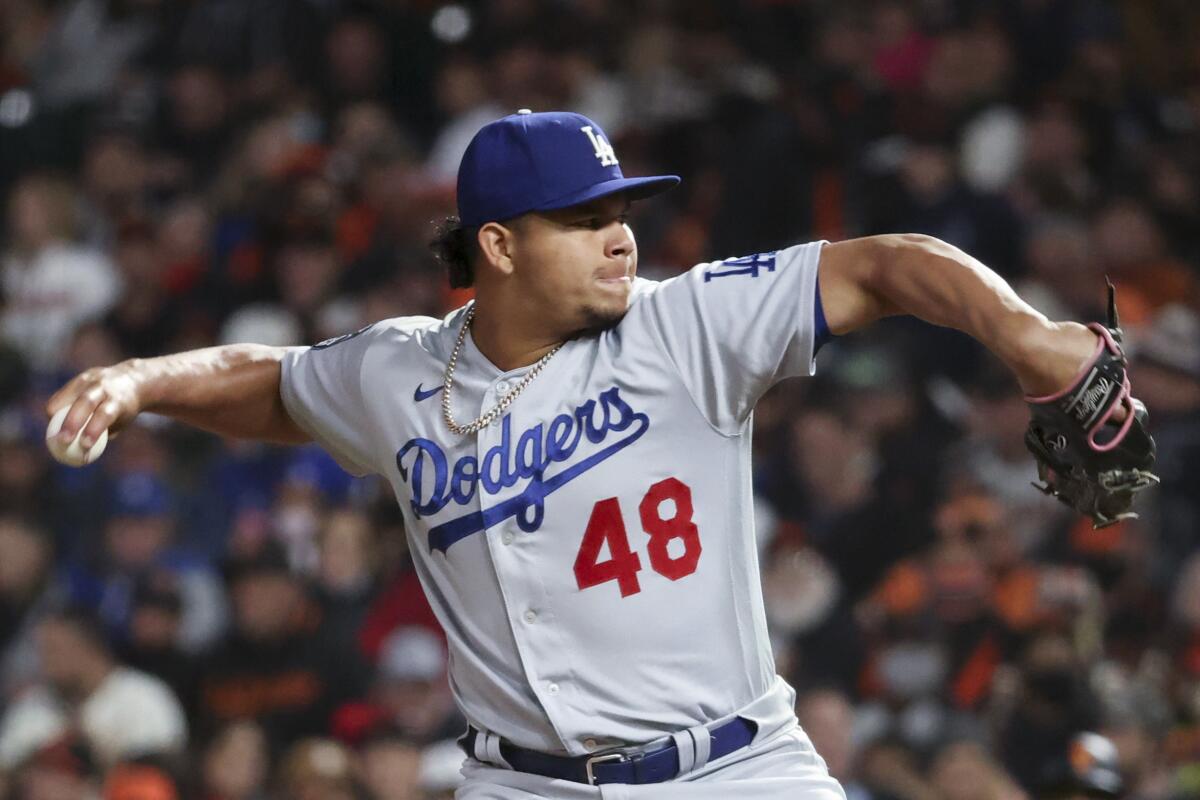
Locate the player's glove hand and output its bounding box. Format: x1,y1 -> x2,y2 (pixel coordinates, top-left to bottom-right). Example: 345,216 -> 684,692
1023,282 -> 1159,528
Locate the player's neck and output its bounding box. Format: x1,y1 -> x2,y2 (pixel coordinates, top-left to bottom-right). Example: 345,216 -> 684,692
469,301 -> 565,372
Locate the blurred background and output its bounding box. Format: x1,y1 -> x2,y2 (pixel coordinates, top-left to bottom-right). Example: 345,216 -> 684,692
0,0 -> 1199,798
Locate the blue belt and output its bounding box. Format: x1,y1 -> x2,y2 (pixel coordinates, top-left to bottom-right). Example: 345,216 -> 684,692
460,717 -> 757,786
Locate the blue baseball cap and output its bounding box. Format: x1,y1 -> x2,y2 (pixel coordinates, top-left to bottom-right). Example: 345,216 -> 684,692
456,110 -> 680,227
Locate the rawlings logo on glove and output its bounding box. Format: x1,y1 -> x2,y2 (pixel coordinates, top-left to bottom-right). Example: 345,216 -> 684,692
1024,282 -> 1159,528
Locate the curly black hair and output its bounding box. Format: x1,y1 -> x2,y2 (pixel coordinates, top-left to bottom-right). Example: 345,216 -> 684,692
429,216 -> 480,289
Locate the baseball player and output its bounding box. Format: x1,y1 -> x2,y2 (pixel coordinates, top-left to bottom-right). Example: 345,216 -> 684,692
48,111 -> 1152,798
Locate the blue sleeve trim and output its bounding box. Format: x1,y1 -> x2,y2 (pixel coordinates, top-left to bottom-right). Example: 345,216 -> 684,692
814,273 -> 833,354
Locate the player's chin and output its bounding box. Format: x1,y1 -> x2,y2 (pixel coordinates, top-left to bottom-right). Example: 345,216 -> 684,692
576,297 -> 629,336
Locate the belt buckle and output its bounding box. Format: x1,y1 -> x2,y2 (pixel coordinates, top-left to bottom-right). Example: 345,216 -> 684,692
584,752 -> 628,786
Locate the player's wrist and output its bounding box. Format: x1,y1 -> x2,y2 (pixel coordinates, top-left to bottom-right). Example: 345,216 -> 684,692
1011,320 -> 1099,398
121,358 -> 157,413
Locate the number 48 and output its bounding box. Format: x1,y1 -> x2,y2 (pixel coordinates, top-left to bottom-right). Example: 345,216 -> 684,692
573,477 -> 702,598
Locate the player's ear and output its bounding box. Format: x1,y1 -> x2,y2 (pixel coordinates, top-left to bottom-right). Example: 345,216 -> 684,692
477,222 -> 517,277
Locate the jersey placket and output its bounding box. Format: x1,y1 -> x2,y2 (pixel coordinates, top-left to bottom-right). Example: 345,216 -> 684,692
472,375 -> 585,752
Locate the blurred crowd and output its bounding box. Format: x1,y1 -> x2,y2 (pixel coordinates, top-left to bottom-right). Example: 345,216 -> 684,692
1,0 -> 1199,798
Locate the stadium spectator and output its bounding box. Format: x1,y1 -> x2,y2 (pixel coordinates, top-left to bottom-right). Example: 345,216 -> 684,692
315,508 -> 383,659
275,738 -> 360,800
0,513 -> 59,701
196,541 -> 363,755
0,606 -> 187,771
60,470 -> 227,652
357,728 -> 424,800
332,626 -> 460,747
998,628 -> 1100,791
118,573 -> 201,718
1130,304 -> 1200,586
928,738 -> 1024,800
0,409 -> 61,524
795,688 -> 860,791
6,735 -> 100,800
1,174 -> 121,373
198,719 -> 270,800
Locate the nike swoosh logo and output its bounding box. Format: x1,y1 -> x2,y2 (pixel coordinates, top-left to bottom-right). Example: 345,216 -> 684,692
414,384 -> 444,402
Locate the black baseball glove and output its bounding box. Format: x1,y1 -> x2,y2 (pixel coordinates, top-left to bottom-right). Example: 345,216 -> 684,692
1024,282 -> 1159,528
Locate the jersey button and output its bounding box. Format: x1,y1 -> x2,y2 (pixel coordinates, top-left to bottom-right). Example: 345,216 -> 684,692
496,380 -> 511,394
501,531 -> 515,545
547,683 -> 560,695
523,610 -> 537,624
583,739 -> 598,752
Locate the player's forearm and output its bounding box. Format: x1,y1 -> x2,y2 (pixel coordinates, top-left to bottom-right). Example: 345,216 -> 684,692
135,345 -> 308,442
832,234 -> 1098,395
49,344 -> 309,449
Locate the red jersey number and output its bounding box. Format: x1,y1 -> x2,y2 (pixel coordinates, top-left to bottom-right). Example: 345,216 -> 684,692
573,478 -> 702,597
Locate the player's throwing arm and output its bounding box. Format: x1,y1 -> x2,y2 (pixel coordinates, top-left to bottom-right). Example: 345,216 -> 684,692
44,344 -> 310,465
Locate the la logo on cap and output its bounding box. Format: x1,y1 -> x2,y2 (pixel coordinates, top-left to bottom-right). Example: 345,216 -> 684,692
455,110 -> 678,226
581,126 -> 619,167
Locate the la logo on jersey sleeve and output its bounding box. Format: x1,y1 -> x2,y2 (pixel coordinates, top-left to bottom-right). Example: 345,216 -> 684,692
703,252 -> 778,282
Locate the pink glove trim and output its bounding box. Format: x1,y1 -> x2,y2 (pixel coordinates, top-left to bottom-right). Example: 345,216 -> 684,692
1088,376 -> 1136,452
1023,323 -> 1120,404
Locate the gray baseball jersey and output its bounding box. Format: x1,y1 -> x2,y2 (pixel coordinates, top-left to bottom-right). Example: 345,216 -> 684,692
280,241 -> 823,758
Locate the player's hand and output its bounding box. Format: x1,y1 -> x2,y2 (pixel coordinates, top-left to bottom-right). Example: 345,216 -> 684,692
46,361 -> 146,450
1022,284 -> 1156,527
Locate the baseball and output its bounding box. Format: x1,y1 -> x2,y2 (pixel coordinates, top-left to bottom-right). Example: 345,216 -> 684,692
45,405 -> 108,467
